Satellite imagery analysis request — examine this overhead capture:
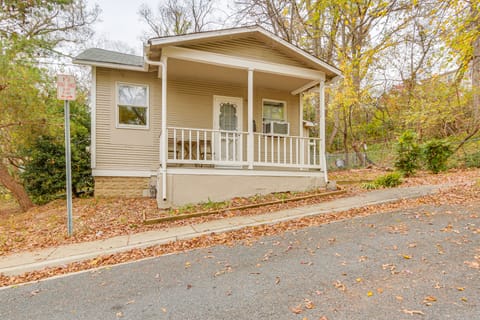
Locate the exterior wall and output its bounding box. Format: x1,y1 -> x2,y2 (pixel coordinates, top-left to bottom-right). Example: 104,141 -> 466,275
181,37 -> 309,68
94,176 -> 152,197
95,68 -> 162,171
95,68 -> 301,172
157,171 -> 326,208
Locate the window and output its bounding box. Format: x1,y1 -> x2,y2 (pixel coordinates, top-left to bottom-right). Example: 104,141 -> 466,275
263,99 -> 286,122
262,99 -> 289,135
117,83 -> 149,128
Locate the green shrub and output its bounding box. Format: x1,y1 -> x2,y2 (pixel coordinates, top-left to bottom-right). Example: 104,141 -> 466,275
421,139 -> 453,174
362,172 -> 403,190
394,130 -> 420,176
464,151 -> 480,168
21,134 -> 93,204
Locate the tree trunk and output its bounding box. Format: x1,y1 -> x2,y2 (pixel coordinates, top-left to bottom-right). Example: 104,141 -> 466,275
0,162 -> 34,212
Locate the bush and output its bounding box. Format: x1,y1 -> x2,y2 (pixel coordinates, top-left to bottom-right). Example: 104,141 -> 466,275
421,139 -> 452,174
464,151 -> 480,168
362,172 -> 403,189
394,130 -> 421,176
21,134 -> 93,204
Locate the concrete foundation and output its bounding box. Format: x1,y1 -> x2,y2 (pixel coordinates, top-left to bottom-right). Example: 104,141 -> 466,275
156,169 -> 326,208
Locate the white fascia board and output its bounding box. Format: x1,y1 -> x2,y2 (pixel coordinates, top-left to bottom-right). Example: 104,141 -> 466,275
291,80 -> 320,95
162,46 -> 325,81
73,59 -> 148,72
148,26 -> 260,46
92,170 -> 157,177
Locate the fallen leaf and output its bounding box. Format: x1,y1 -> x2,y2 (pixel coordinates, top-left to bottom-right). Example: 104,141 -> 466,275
291,304 -> 303,314
402,309 -> 425,315
333,280 -> 346,291
185,261 -> 191,269
457,287 -> 465,291
275,276 -> 280,285
356,278 -> 362,283
377,288 -> 384,294
461,297 -> 467,302
161,308 -> 167,313
367,291 -> 373,297
402,254 -> 412,260
319,317 -> 329,320
396,295 -> 403,301
116,311 -> 123,318
304,299 -> 315,309
30,289 -> 41,296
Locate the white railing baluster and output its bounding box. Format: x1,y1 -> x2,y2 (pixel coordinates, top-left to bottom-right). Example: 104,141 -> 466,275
289,137 -> 293,165
257,134 -> 261,163
188,130 -> 192,160
264,135 -> 268,163
196,130 -> 200,160
173,129 -> 177,160
203,130 -> 207,160
313,139 -> 317,165
307,138 -> 311,165
283,137 -> 286,164
181,129 -> 185,160
295,138 -> 299,165
233,132 -> 237,161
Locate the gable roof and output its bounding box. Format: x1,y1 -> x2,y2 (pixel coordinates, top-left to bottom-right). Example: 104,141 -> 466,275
147,25 -> 342,79
74,48 -> 146,71
74,26 -> 342,80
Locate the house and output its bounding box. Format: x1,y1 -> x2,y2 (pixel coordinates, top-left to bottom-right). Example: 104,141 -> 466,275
73,25 -> 342,208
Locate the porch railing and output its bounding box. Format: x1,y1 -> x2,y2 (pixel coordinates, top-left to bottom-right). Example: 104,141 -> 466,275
163,127 -> 323,169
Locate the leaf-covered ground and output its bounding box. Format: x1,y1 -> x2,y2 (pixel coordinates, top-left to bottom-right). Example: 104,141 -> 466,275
0,168 -> 479,287
0,168 -> 478,258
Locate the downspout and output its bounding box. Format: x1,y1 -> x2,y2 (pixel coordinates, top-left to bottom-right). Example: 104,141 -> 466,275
144,54 -> 168,201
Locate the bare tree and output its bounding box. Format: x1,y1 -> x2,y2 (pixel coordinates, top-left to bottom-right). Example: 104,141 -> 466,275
139,0 -> 217,38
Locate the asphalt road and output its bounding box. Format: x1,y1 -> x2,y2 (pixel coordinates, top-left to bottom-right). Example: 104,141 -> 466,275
0,202 -> 479,320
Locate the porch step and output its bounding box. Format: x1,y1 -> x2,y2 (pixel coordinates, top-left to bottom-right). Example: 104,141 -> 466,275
144,189 -> 346,225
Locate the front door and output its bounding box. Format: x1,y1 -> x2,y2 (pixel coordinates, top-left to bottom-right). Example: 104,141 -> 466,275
213,96 -> 243,162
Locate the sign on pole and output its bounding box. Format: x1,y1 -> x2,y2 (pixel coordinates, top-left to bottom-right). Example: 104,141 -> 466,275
57,75 -> 76,236
57,75 -> 76,101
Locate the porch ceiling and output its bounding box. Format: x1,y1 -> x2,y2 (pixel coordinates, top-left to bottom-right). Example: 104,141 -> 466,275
167,58 -> 314,93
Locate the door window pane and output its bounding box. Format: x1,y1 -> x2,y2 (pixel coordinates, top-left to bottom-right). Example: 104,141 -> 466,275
219,102 -> 237,131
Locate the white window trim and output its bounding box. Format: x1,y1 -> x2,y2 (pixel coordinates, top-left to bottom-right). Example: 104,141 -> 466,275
115,81 -> 150,130
262,98 -> 287,122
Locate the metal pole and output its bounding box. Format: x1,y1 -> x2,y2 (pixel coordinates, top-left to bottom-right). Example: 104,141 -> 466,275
64,100 -> 73,236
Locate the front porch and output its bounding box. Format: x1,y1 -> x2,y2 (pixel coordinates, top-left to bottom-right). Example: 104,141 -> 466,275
165,126 -> 323,169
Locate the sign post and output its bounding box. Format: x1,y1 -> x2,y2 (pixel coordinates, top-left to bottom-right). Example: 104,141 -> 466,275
57,75 -> 76,236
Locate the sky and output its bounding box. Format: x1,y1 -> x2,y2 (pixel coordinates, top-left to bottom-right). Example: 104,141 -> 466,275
87,0 -> 150,53
87,0 -> 235,55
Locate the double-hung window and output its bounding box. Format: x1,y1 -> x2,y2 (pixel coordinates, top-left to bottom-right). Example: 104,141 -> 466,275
117,83 -> 149,129
262,99 -> 289,135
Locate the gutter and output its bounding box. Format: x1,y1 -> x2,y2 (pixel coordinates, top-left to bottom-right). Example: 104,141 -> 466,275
144,55 -> 168,202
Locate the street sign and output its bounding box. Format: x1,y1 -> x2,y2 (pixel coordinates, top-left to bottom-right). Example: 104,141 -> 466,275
57,74 -> 76,101
57,74 -> 75,236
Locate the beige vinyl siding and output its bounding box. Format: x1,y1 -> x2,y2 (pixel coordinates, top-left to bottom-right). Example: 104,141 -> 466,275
181,37 -> 309,69
95,68 -> 161,171
95,68 -> 301,171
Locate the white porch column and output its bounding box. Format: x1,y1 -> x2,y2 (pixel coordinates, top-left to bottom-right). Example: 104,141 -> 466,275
161,56 -> 168,201
247,68 -> 254,169
299,92 -> 305,166
319,80 -> 328,182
